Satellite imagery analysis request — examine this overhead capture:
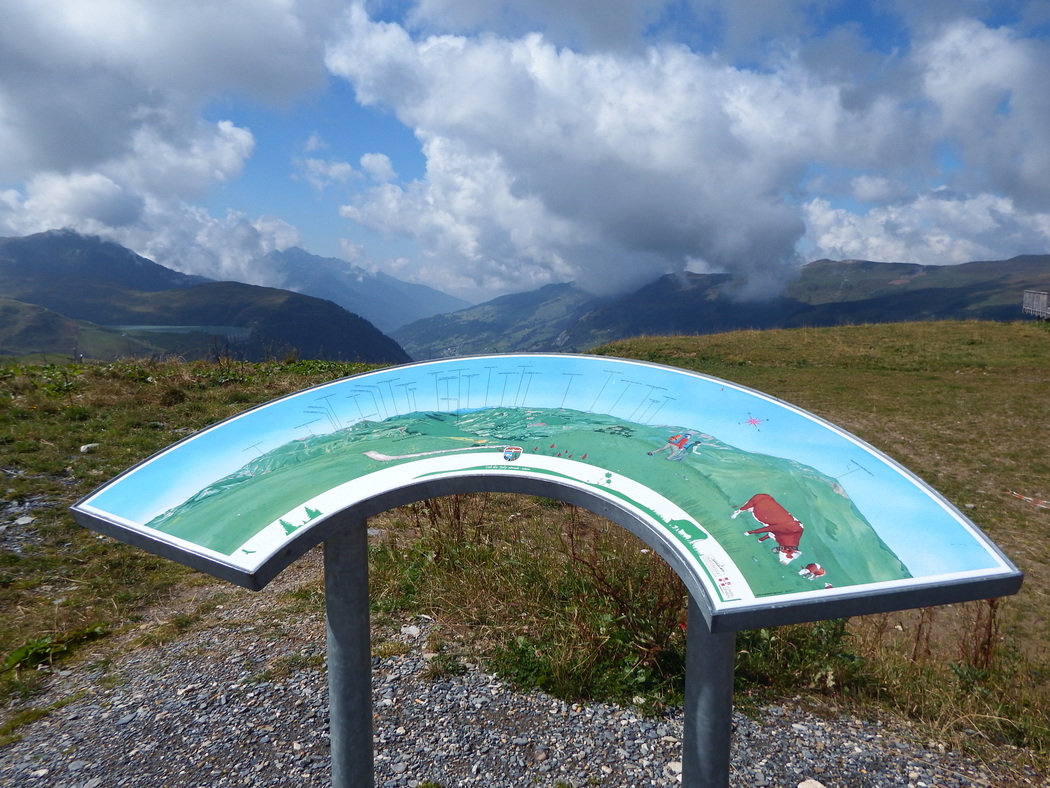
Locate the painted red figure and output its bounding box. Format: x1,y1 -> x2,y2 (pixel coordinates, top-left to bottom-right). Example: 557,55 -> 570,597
733,493 -> 804,565
798,563 -> 825,580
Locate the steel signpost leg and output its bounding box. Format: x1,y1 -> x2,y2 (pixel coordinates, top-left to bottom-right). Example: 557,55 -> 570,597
325,521 -> 375,788
682,594 -> 736,788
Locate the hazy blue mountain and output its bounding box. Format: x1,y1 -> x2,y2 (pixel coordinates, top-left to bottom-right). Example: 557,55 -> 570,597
391,282 -> 609,359
393,256 -> 1050,358
253,247 -> 472,333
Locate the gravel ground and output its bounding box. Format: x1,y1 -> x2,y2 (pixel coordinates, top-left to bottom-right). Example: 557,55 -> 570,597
1,556 -> 1045,788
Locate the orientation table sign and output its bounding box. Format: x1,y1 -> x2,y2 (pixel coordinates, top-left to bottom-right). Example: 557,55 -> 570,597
72,354 -> 1021,631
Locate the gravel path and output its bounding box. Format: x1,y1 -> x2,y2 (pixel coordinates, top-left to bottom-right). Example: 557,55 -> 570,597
1,564 -> 1045,788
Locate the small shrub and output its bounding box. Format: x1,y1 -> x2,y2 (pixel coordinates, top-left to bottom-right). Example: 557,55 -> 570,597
735,619 -> 869,696
159,385 -> 187,406
3,624 -> 108,672
63,404 -> 92,421
422,653 -> 467,680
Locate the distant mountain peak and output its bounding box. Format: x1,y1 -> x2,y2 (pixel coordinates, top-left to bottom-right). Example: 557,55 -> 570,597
0,231 -> 410,364
0,229 -> 210,291
252,247 -> 472,333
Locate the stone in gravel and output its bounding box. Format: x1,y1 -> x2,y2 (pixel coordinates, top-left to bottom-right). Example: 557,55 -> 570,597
799,780 -> 827,788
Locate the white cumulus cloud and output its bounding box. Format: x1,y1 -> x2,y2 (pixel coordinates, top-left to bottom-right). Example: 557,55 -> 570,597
2,0 -> 1049,305
325,2 -> 1050,299
804,192 -> 1050,264
0,0 -> 333,273
360,153 -> 397,183
327,6 -> 834,297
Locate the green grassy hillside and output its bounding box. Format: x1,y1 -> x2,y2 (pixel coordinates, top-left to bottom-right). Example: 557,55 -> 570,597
0,299 -> 82,357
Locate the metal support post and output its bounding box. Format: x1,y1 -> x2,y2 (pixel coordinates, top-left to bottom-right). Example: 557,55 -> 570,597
681,593 -> 736,788
325,520 -> 374,788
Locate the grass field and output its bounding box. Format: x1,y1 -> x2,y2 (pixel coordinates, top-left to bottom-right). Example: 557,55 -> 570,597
597,320 -> 1050,639
596,320 -> 1050,758
1,320 -> 1048,770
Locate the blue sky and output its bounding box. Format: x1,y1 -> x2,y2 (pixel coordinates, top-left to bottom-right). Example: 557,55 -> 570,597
2,1 -> 1049,302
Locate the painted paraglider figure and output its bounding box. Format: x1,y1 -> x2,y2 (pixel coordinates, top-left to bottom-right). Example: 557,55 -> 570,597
668,440 -> 695,461
649,433 -> 691,458
668,436 -> 712,461
733,493 -> 805,565
668,433 -> 722,462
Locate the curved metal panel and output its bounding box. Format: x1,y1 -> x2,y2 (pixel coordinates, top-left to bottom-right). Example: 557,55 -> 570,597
71,353 -> 1022,631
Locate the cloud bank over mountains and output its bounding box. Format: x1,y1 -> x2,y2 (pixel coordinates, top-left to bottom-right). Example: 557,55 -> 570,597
1,1 -> 1049,300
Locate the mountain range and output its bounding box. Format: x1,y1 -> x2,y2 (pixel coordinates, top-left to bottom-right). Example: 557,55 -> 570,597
0,230 -> 410,363
1,229 -> 1047,363
250,247 -> 471,334
391,255 -> 1050,359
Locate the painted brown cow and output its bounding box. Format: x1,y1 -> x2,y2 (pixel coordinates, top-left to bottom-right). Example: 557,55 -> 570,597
732,493 -> 804,564
798,562 -> 825,580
